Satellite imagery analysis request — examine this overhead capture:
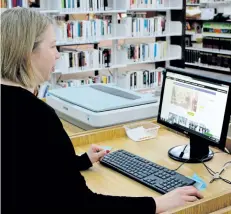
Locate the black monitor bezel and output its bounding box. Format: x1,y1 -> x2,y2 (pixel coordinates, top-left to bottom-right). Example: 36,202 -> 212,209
157,68 -> 231,150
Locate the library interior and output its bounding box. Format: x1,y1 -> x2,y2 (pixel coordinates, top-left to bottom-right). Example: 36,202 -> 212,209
1,0 -> 231,213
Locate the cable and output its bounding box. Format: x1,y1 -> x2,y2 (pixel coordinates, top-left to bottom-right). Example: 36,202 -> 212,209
179,145 -> 188,158
220,177 -> 231,185
173,159 -> 189,171
172,152 -> 231,185
224,161 -> 231,166
204,159 -> 231,184
201,161 -> 215,176
209,160 -> 231,184
172,151 -> 217,171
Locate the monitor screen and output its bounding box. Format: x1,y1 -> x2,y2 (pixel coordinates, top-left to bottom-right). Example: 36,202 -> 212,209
159,71 -> 230,145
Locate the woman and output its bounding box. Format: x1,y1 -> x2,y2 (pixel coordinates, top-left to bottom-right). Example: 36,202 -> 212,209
1,8 -> 203,213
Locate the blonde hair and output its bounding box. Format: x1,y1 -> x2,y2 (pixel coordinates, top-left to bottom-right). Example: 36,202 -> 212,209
1,7 -> 53,88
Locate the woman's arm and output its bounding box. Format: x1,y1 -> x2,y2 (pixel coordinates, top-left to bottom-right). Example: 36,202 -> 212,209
41,106 -> 157,213
47,107 -> 93,170
75,153 -> 93,170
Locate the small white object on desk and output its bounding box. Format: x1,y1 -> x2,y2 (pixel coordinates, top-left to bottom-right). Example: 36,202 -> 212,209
124,122 -> 160,142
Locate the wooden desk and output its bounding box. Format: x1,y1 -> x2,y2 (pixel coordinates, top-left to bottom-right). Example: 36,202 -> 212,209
61,117 -> 155,137
69,122 -> 231,214
210,206 -> 231,214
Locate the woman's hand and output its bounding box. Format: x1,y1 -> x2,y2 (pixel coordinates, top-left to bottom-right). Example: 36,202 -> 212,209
155,186 -> 203,213
87,144 -> 109,164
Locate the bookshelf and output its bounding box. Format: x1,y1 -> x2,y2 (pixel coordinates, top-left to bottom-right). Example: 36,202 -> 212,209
186,46 -> 231,54
185,62 -> 231,71
1,0 -> 185,98
52,0 -> 184,93
185,0 -> 231,73
200,0 -> 231,4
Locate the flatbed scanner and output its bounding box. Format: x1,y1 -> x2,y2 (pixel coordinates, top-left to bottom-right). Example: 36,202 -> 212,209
46,84 -> 159,130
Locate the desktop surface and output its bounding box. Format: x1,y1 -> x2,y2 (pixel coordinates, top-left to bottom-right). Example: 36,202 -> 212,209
73,126 -> 231,199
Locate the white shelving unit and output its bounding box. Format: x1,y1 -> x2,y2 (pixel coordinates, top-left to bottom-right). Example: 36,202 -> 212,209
56,49 -> 182,76
56,29 -> 183,47
49,0 -> 184,89
39,0 -> 183,13
30,8 -> 60,13
187,0 -> 231,5
54,64 -> 126,75
185,62 -> 230,72
185,0 -> 231,72
1,0 -> 184,92
200,0 -> 231,4
186,46 -> 231,55
202,33 -> 231,38
59,9 -> 127,15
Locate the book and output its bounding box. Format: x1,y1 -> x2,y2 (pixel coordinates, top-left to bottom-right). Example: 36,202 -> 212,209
117,69 -> 164,90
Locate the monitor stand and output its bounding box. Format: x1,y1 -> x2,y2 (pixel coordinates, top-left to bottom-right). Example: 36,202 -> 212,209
168,135 -> 214,163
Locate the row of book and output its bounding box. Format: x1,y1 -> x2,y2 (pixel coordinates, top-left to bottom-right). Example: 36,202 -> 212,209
121,15 -> 166,37
40,0 -> 113,11
56,18 -> 112,42
56,47 -> 112,73
39,0 -> 179,11
57,75 -> 113,88
1,0 -> 182,10
130,0 -> 170,8
185,50 -> 231,69
203,22 -> 231,35
186,22 -> 231,36
117,69 -> 163,90
0,0 -> 28,8
203,37 -> 231,51
38,69 -> 163,97
55,41 -> 168,73
54,69 -> 163,92
123,41 -> 168,62
55,15 -> 166,42
200,52 -> 231,68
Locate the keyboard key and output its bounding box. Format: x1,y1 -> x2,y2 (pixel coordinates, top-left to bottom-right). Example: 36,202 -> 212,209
155,184 -> 166,191
170,171 -> 176,175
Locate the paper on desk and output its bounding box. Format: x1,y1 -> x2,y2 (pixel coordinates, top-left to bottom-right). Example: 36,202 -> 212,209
126,126 -> 153,142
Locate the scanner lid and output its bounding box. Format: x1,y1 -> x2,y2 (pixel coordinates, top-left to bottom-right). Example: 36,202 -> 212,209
48,84 -> 157,112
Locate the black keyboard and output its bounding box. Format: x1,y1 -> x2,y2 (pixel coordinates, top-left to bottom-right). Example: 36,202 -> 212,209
100,149 -> 195,194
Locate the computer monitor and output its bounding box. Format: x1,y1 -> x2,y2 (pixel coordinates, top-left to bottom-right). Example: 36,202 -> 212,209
157,68 -> 231,163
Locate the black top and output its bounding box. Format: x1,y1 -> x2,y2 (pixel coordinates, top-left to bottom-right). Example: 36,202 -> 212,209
2,84 -> 156,213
